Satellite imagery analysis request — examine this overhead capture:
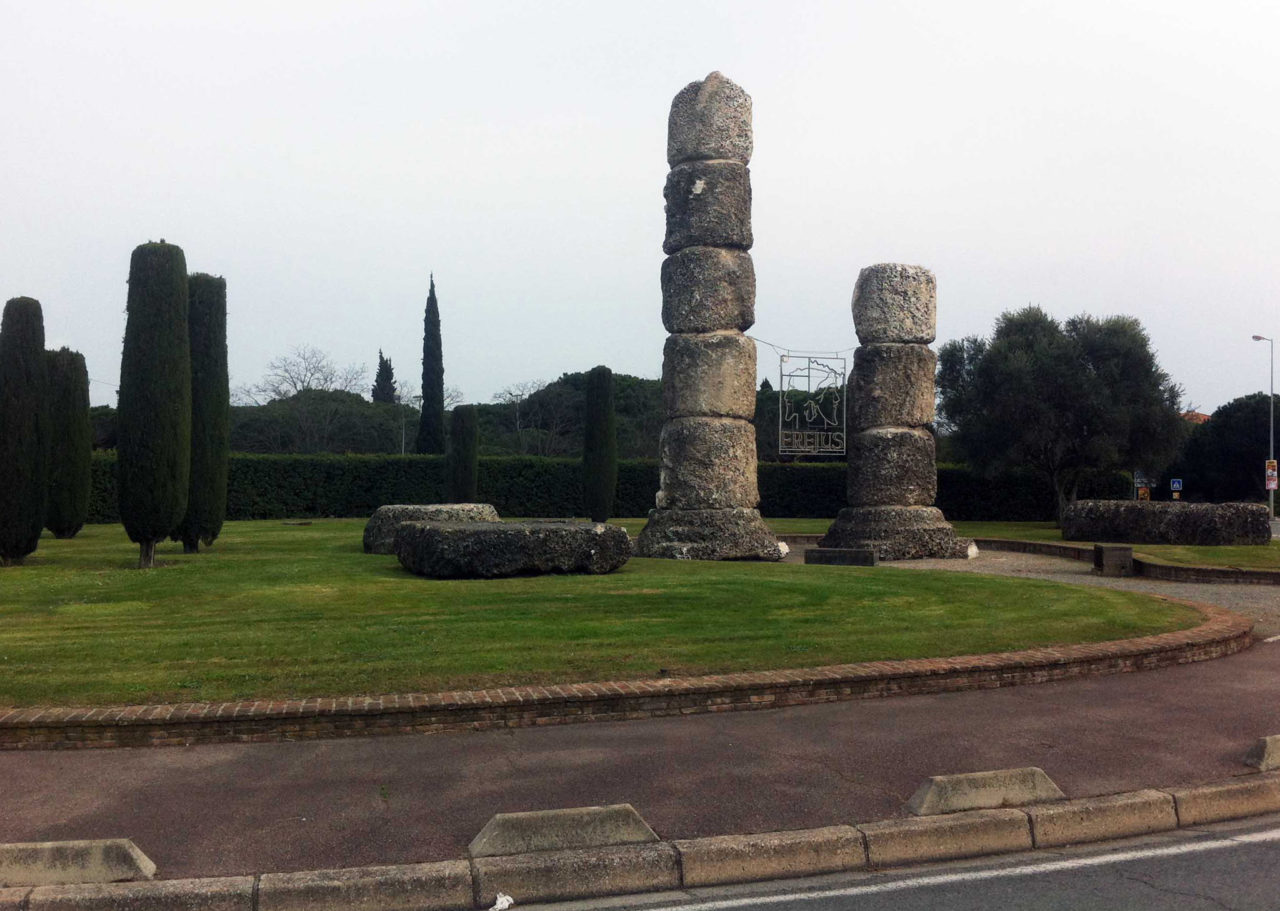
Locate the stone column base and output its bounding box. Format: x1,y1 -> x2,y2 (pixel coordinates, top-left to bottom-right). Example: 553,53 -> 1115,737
634,508 -> 785,561
820,506 -> 975,561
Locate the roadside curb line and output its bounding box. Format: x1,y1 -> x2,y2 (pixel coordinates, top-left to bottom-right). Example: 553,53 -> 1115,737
7,773 -> 1279,909
0,602 -> 1252,751
974,538 -> 1280,585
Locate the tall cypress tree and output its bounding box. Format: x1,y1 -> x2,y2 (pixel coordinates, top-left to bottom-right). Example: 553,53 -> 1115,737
45,348 -> 92,540
371,350 -> 397,403
0,298 -> 50,565
582,365 -> 618,522
173,274 -> 229,553
117,242 -> 192,569
415,275 -> 445,453
446,405 -> 478,502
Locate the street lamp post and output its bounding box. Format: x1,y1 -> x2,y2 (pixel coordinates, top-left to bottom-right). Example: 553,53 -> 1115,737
1253,334 -> 1275,519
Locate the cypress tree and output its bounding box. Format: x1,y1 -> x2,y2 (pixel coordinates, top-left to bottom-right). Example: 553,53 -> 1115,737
45,348 -> 91,539
415,275 -> 445,453
172,274 -> 229,553
117,242 -> 192,569
446,405 -> 478,502
582,365 -> 618,522
371,350 -> 397,403
0,298 -> 50,565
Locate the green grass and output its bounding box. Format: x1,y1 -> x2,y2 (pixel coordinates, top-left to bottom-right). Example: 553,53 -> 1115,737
0,520 -> 1201,708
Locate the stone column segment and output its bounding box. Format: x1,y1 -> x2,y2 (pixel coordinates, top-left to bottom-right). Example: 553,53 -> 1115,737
636,72 -> 782,561
821,264 -> 972,560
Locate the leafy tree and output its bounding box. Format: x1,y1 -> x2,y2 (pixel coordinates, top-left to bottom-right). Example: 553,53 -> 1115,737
447,404 -> 479,502
45,347 -> 91,539
0,297 -> 50,564
117,242 -> 191,569
416,275 -> 446,454
173,274 -> 230,553
937,307 -> 1184,520
1172,392 -> 1279,502
235,344 -> 365,405
90,405 -> 118,449
582,366 -> 618,522
371,350 -> 397,404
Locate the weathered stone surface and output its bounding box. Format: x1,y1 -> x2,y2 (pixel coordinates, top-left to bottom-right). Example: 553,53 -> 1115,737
28,877 -> 254,911
468,805 -> 658,858
1165,773 -> 1280,826
662,332 -> 756,420
634,508 -> 784,561
847,427 -> 937,507
395,521 -> 630,579
363,503 -> 500,554
472,843 -> 679,908
663,161 -> 752,255
821,506 -> 973,561
1026,790 -> 1176,849
667,71 -> 752,166
860,809 -> 1031,867
1062,501 -> 1271,546
848,344 -> 936,431
257,862 -> 471,911
1246,735 -> 1280,772
661,247 -> 755,334
906,767 -> 1065,816
0,840 -> 155,887
656,418 -> 759,510
675,826 -> 866,887
852,264 -> 936,345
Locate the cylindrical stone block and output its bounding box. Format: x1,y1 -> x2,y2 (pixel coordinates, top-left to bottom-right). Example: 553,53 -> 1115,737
847,427 -> 937,507
663,332 -> 757,420
661,247 -> 756,334
663,161 -> 752,255
848,344 -> 937,431
656,418 -> 759,510
667,71 -> 753,166
852,264 -> 936,345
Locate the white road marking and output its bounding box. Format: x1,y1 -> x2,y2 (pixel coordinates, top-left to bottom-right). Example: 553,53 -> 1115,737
661,827 -> 1280,910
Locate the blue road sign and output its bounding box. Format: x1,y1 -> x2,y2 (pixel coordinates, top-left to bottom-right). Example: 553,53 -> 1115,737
1171,478 -> 1183,491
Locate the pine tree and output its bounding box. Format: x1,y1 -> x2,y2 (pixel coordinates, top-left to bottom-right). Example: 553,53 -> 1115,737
447,405 -> 478,502
117,242 -> 192,569
173,274 -> 229,553
415,275 -> 446,453
371,350 -> 397,403
0,298 -> 50,565
582,365 -> 618,522
45,348 -> 91,539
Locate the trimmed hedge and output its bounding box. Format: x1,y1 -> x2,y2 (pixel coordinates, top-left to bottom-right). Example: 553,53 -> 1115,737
87,452 -> 1128,524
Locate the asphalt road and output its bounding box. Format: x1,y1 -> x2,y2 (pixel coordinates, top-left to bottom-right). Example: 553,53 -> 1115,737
540,815 -> 1280,911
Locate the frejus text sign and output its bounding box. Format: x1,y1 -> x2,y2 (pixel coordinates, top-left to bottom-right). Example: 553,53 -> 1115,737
779,355 -> 847,456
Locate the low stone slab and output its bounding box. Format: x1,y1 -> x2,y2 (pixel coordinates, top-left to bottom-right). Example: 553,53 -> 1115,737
27,876 -> 254,911
675,826 -> 866,887
396,521 -> 630,579
1245,735 -> 1280,772
804,547 -> 878,566
1026,790 -> 1176,848
906,767 -> 1065,816
257,861 -> 471,911
468,805 -> 659,858
363,504 -> 499,555
0,840 -> 155,887
1165,773 -> 1280,826
860,809 -> 1031,867
1062,501 -> 1271,546
472,843 -> 679,908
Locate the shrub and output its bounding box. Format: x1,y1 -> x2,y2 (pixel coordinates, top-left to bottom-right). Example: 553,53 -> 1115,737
45,348 -> 91,539
0,298 -> 49,564
447,405 -> 479,502
582,366 -> 618,522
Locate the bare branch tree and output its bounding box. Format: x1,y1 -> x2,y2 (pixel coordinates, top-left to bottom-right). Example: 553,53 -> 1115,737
236,345 -> 368,405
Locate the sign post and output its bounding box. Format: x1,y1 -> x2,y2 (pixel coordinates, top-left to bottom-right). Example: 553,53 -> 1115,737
778,355 -> 847,457
1267,459 -> 1278,492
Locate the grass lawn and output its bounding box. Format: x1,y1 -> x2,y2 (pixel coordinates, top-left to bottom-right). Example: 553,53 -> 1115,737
0,520 -> 1199,708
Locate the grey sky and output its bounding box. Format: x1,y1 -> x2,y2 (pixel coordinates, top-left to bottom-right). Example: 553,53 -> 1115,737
3,0 -> 1277,413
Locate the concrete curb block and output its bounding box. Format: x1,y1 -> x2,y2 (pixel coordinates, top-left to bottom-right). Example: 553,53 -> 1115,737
905,767 -> 1065,815
1245,735 -> 1280,772
14,775 -> 1280,909
974,537 -> 1280,586
467,804 -> 658,857
0,839 -> 156,887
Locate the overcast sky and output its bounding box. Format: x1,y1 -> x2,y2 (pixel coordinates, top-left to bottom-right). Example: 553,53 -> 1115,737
3,0 -> 1277,414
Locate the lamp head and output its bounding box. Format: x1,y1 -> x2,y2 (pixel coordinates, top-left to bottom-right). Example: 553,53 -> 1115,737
1253,335 -> 1270,342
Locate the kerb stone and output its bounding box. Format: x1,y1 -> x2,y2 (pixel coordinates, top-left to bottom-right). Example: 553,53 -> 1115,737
906,767 -> 1066,816
0,840 -> 156,888
1025,790 -> 1176,848
860,809 -> 1031,867
1245,735 -> 1280,772
27,877 -> 254,911
468,805 -> 659,858
472,843 -> 679,908
257,862 -> 472,911
675,826 -> 866,887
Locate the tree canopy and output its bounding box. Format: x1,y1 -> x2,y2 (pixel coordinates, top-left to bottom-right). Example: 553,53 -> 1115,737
937,306 -> 1184,519
371,350 -> 397,404
1172,392 -> 1278,502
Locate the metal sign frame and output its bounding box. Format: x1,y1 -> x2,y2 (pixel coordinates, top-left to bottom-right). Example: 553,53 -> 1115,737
778,354 -> 847,456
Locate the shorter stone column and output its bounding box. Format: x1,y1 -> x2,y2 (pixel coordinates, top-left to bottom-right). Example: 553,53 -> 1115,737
820,264 -> 973,560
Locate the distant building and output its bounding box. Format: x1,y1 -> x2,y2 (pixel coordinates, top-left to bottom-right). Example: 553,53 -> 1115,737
1181,411 -> 1211,424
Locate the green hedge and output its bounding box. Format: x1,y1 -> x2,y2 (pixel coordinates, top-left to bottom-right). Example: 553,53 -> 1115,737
87,452 -> 1128,524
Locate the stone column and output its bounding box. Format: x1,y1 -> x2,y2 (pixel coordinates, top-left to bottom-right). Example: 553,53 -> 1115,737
635,73 -> 782,561
820,264 -> 973,560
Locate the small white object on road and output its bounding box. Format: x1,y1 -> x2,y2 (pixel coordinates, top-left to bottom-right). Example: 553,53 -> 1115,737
490,893 -> 515,910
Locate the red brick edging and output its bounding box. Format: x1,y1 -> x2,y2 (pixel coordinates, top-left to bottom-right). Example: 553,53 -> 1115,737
0,602 -> 1252,751
974,537 -> 1280,585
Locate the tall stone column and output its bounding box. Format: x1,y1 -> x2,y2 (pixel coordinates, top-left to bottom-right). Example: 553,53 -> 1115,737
820,264 -> 973,560
635,73 -> 783,561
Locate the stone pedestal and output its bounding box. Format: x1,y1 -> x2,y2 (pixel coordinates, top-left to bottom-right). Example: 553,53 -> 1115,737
636,73 -> 782,562
821,264 -> 972,561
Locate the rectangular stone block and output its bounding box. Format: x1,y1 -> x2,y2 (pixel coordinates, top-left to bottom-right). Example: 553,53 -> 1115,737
847,428 -> 937,508
28,877 -> 254,911
661,247 -> 755,334
1026,790 -> 1176,847
657,418 -> 759,510
1093,544 -> 1134,577
0,840 -> 155,887
0,890 -> 30,911
468,805 -> 658,857
1165,774 -> 1280,826
848,344 -> 936,431
906,768 -> 1065,816
258,862 -> 471,911
662,332 -> 756,420
676,826 -> 866,887
663,161 -> 752,255
860,809 -> 1031,867
472,843 -> 679,907
803,547 -> 878,566
1245,735 -> 1280,771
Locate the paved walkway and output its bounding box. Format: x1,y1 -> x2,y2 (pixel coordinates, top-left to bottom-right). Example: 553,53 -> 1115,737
3,550 -> 1279,880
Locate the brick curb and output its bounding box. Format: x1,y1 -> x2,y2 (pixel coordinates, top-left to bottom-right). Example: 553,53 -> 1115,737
0,601 -> 1253,751
7,773 -> 1279,909
973,538 -> 1280,585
